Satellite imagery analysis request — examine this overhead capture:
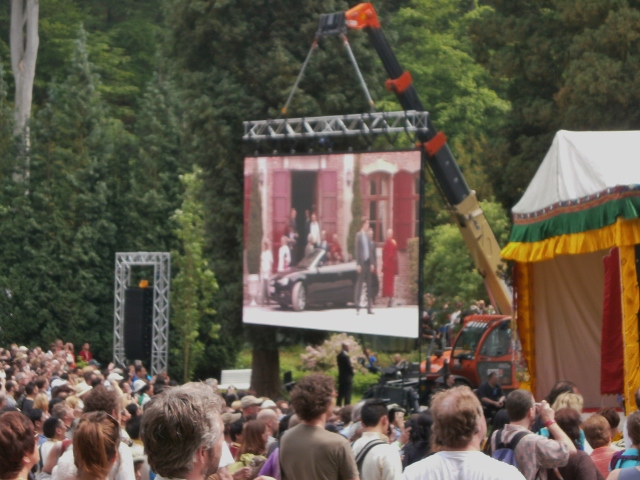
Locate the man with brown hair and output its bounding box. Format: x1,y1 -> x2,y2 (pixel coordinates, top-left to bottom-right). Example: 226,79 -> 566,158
52,385 -> 135,480
490,389 -> 574,480
402,386 -> 524,480
141,383 -> 225,480
280,373 -> 359,480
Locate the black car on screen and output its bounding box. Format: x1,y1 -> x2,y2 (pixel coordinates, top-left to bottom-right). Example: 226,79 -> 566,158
269,248 -> 376,311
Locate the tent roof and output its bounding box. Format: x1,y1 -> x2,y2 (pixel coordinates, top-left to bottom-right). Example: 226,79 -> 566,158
513,130 -> 640,215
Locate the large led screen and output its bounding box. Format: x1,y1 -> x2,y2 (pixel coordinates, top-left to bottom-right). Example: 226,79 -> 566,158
243,151 -> 420,338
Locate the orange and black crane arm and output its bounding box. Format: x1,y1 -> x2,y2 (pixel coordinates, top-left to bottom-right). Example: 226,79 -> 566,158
318,3 -> 512,315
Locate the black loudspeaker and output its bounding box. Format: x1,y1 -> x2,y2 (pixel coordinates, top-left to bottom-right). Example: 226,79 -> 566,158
124,287 -> 153,362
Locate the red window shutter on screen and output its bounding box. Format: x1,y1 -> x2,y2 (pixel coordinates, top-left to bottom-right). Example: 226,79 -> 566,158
318,170 -> 337,237
244,175 -> 252,246
272,170 -> 291,265
393,171 -> 413,249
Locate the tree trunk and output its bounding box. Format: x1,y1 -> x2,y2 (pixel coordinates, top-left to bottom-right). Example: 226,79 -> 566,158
10,0 -> 39,179
249,326 -> 281,398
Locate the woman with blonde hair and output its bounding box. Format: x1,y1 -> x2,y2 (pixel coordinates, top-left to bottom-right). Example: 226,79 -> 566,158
73,412 -> 120,480
552,392 -> 584,413
34,392 -> 50,413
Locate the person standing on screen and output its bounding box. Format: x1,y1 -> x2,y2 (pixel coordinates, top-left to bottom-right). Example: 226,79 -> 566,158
309,212 -> 321,246
288,209 -> 299,263
304,234 -> 315,258
278,235 -> 291,272
260,240 -> 273,305
355,217 -> 374,315
382,228 -> 398,308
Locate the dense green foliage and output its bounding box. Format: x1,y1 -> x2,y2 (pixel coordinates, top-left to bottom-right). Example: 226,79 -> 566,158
2,0 -> 633,383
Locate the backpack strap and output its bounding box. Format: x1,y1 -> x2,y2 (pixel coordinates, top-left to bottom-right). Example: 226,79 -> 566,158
355,439 -> 385,474
507,431 -> 531,451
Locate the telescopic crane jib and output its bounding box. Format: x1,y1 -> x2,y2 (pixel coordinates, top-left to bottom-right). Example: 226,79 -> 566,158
319,3 -> 513,315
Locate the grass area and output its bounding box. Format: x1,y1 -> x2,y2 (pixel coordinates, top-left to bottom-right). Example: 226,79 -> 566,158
235,344 -> 422,402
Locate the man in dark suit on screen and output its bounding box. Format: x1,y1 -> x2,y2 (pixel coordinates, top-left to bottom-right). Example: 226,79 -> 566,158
355,216 -> 374,315
337,342 -> 354,406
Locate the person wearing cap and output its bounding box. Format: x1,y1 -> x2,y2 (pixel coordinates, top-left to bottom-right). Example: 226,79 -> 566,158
75,382 -> 93,399
240,395 -> 262,421
477,372 -> 505,422
133,380 -> 152,408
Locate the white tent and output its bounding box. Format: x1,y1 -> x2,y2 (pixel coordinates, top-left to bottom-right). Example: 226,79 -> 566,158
502,130 -> 640,409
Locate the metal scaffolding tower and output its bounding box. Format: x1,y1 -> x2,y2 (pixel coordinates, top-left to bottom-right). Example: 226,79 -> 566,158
113,252 -> 170,374
243,110 -> 430,142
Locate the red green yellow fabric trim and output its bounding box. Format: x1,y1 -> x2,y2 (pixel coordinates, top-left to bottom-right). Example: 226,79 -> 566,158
510,195 -> 640,243
621,246 -> 640,414
502,218 -> 640,263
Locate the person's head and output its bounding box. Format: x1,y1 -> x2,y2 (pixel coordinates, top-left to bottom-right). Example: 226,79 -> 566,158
361,399 -> 389,432
141,382 -> 224,479
35,377 -> 48,392
342,342 -> 349,353
126,415 -> 141,441
25,408 -> 46,433
554,407 -> 582,444
5,380 -> 16,395
361,216 -> 369,231
505,389 -> 535,424
386,228 -> 393,240
239,420 -> 267,456
34,393 -> 49,413
256,408 -> 278,436
25,382 -> 37,397
311,213 -> 317,222
551,392 -> 583,413
240,395 -> 262,420
627,411 -> 640,447
43,416 -> 66,441
545,380 -> 578,405
84,386 -> 120,420
406,411 -> 433,444
582,414 -> 611,449
487,372 -> 499,387
290,373 -> 335,422
444,373 -> 455,388
595,407 -> 620,436
51,403 -> 74,428
290,208 -> 296,219
134,364 -> 147,378
339,405 -> 353,425
430,386 -> 485,449
0,411 -> 39,478
83,343 -> 90,351
73,412 -> 120,480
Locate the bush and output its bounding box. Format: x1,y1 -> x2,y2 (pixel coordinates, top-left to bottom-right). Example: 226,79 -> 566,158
300,333 -> 366,374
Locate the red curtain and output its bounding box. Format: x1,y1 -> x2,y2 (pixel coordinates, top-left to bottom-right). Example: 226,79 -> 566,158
601,247 -> 624,395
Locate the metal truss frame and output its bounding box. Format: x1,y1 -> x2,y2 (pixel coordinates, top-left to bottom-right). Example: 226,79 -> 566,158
113,252 -> 171,375
243,110 -> 430,142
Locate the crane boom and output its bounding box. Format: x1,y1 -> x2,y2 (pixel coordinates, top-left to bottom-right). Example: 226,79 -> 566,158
319,3 -> 512,315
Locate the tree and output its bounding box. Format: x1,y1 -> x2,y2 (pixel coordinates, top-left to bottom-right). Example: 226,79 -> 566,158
347,157 -> 363,259
424,200 -> 509,306
170,166 -> 219,383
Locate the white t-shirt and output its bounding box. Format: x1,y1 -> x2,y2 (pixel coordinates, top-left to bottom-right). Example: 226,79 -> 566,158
52,441 -> 135,480
219,442 -> 234,468
402,450 -> 526,480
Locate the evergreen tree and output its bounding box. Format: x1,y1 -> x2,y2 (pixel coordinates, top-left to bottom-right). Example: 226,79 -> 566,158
170,166 -> 219,383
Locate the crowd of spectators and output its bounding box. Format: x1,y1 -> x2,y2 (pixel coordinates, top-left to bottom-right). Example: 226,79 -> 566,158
1,340 -> 639,480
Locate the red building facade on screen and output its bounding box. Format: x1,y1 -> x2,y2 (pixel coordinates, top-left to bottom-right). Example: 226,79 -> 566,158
244,151 -> 420,304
